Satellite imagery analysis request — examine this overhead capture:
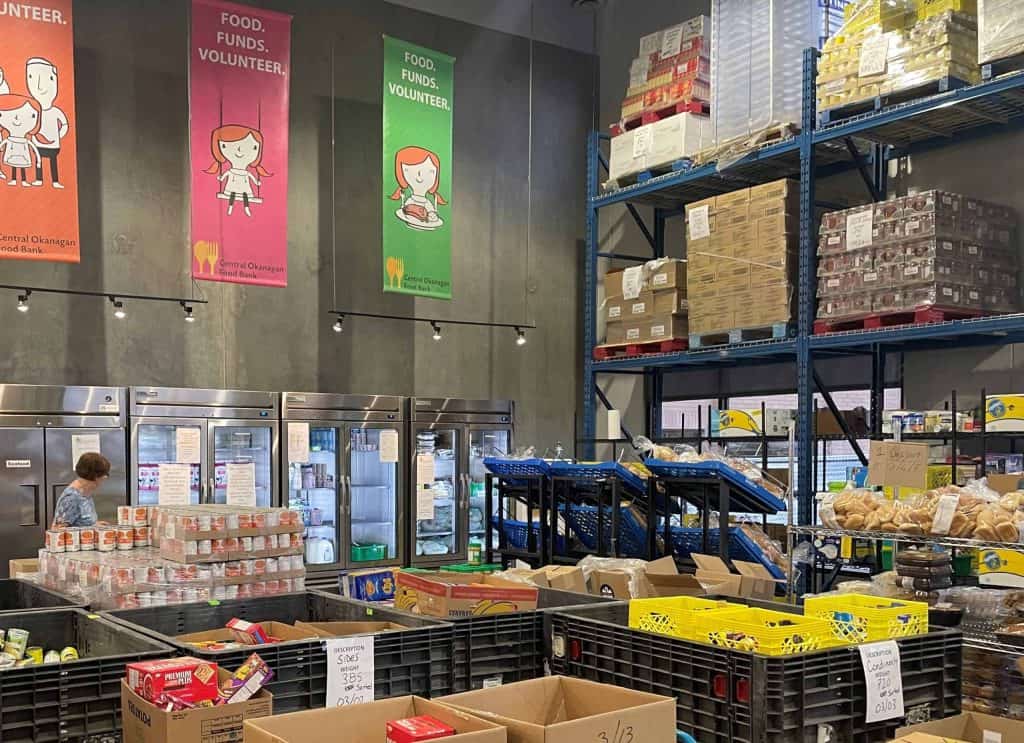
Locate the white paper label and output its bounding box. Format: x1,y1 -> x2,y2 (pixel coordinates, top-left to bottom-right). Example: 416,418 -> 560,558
417,487 -> 436,521
631,302 -> 646,315
482,676 -> 503,688
638,31 -> 660,57
904,265 -> 920,276
99,403 -> 119,413
660,24 -> 684,58
983,730 -> 1003,743
608,306 -> 622,318
651,324 -> 666,338
632,126 -> 653,158
626,327 -> 641,340
225,462 -> 256,507
621,265 -> 643,300
287,422 -> 310,464
326,636 -> 374,707
652,273 -> 668,286
378,430 -> 399,463
931,494 -> 960,535
629,67 -> 647,89
859,641 -> 904,723
175,427 -> 201,464
5,459 -> 30,468
71,434 -> 101,467
415,453 -> 434,486
689,205 -> 710,240
846,211 -> 874,250
827,235 -> 841,245
859,35 -> 890,77
157,463 -> 191,506
864,272 -> 879,283
907,219 -> 920,232
827,278 -> 841,288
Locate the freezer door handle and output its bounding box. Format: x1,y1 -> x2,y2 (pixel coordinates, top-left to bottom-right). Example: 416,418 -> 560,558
20,484 -> 41,527
342,475 -> 351,515
208,477 -> 215,504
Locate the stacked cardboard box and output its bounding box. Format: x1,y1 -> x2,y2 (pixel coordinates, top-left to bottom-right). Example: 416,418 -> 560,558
618,16 -> 711,124
979,0 -> 1024,64
817,2 -> 980,113
817,191 -> 1018,322
685,179 -> 798,336
603,259 -> 688,345
608,113 -> 713,183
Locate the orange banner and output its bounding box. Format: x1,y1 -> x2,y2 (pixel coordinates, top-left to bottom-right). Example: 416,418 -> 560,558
0,0 -> 79,262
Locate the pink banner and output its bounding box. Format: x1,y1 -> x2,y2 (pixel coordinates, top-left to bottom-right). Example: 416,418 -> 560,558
189,0 -> 291,287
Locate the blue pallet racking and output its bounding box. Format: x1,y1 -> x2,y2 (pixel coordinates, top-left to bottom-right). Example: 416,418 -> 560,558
583,49 -> 1024,525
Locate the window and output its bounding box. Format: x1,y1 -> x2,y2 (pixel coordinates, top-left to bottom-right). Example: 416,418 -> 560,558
662,398 -> 717,437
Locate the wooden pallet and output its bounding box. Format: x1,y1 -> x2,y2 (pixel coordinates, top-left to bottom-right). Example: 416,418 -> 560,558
688,322 -> 792,350
611,100 -> 710,135
593,338 -> 688,360
813,305 -> 988,334
982,54 -> 1024,82
603,158 -> 694,191
818,76 -> 970,126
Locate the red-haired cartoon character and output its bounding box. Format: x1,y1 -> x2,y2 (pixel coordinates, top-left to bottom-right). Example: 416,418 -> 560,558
204,124 -> 270,217
0,94 -> 42,187
390,146 -> 446,230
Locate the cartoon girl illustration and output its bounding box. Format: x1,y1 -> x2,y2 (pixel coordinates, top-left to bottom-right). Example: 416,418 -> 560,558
390,146 -> 446,230
0,94 -> 43,186
204,124 -> 270,217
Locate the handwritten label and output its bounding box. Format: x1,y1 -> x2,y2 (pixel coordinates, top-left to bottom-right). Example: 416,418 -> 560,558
846,210 -> 874,250
417,486 -> 436,521
378,430 -> 399,463
867,440 -> 929,490
659,24 -> 684,58
71,434 -> 101,466
632,126 -> 652,158
859,34 -> 890,77
689,205 -> 710,240
158,463 -> 192,506
175,427 -> 201,464
225,462 -> 256,506
287,422 -> 310,464
596,720 -> 637,743
325,636 -> 374,706
638,31 -> 660,57
621,266 -> 643,300
415,453 -> 434,486
859,640 -> 904,723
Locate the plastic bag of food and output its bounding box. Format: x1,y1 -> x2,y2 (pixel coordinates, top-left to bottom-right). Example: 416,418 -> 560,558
576,555 -> 651,598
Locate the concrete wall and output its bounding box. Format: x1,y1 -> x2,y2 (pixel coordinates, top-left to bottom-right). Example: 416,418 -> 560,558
0,0 -> 595,450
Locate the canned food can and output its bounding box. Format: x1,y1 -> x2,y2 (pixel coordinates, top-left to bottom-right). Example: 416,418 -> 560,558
279,578 -> 292,592
211,514 -> 226,532
236,583 -> 252,599
212,585 -> 226,600
253,512 -> 267,529
252,535 -> 266,552
26,646 -> 43,664
267,534 -> 279,549
4,628 -> 29,660
152,590 -> 168,606
250,581 -> 265,597
116,526 -> 134,550
240,537 -> 253,552
78,527 -> 96,550
265,510 -> 279,528
117,505 -> 132,525
60,646 -> 79,662
180,515 -> 198,532
253,559 -> 266,576
43,650 -> 60,664
238,512 -> 253,529
239,559 -> 252,576
64,528 -> 80,552
211,539 -> 227,556
137,592 -> 153,607
264,558 -> 277,574
97,527 -> 118,552
147,566 -> 166,584
197,539 -> 212,556
290,532 -> 302,549
264,579 -> 280,594
293,577 -> 305,591
224,584 -> 238,600
45,529 -> 65,553
133,567 -> 149,584
132,506 -> 148,526
224,537 -> 239,552
133,526 -> 150,547
166,588 -> 183,604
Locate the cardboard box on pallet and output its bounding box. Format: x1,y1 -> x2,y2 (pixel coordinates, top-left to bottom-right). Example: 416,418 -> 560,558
605,292 -> 654,324
438,677 -> 677,743
608,113 -> 712,183
121,667 -> 272,743
244,696 -> 506,743
645,313 -> 688,342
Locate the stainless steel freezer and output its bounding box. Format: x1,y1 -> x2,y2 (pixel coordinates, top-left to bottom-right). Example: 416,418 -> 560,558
0,384 -> 127,577
129,387 -> 279,507
282,393 -> 406,583
409,398 -> 514,567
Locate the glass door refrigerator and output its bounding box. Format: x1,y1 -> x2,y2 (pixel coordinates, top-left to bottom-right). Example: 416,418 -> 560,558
282,393 -> 405,587
130,387 -> 278,508
409,398 -> 514,567
0,384 -> 127,576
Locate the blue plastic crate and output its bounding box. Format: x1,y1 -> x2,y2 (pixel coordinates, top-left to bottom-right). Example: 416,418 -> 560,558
669,525 -> 786,581
548,461 -> 647,497
483,457 -> 551,479
492,516 -> 566,553
644,459 -> 787,513
563,504 -> 651,558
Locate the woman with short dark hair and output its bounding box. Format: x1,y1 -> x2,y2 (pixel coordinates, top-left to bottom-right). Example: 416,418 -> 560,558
52,452 -> 111,528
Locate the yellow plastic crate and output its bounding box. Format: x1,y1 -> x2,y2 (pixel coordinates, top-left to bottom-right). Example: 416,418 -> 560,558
693,607 -> 837,656
803,593 -> 929,643
628,596 -> 745,641
917,0 -> 976,20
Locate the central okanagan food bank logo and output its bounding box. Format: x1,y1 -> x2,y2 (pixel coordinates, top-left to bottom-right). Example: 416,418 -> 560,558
193,239 -> 220,275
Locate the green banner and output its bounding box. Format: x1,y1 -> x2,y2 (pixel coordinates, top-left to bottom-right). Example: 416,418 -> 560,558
382,36 -> 455,299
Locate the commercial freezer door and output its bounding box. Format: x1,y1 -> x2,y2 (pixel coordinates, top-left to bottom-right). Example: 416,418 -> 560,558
132,419 -> 204,506
45,428 -> 127,525
209,420 -> 276,506
346,423 -> 403,568
411,425 -> 465,564
0,428 -> 45,577
285,422 -> 342,573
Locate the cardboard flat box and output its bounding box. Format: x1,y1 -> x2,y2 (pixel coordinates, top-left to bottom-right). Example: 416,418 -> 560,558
748,199 -> 796,221
606,319 -> 644,345
244,696 -> 505,743
8,558 -> 38,578
748,178 -> 797,202
606,292 -> 654,324
588,569 -> 635,599
293,621 -> 409,638
175,622 -> 318,647
989,473 -> 1024,494
648,260 -> 686,291
690,312 -> 733,334
438,677 -> 676,743
642,555 -> 706,597
692,553 -> 781,600
121,667 -> 272,743
603,269 -> 626,299
714,263 -> 750,288
645,313 -> 688,342
651,288 -> 687,315
892,711 -> 1024,742
717,204 -> 749,228
608,113 -> 712,182
395,571 -> 538,619
715,188 -> 750,210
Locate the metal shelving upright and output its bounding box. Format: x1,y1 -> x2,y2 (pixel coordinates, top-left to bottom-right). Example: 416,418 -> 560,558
582,48 -> 1024,528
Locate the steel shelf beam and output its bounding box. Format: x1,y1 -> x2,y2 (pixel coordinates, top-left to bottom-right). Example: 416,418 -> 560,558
809,313 -> 1024,352
592,338 -> 798,372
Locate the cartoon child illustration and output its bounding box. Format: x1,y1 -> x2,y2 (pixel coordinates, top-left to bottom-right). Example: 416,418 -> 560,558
204,124 -> 270,217
26,57 -> 68,188
0,94 -> 42,187
0,67 -> 9,95
389,146 -> 446,230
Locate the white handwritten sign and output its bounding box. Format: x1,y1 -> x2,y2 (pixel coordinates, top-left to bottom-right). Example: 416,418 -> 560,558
287,422 -> 310,464
846,209 -> 874,250
157,463 -> 192,506
325,636 -> 374,707
859,640 -> 904,723
71,434 -> 101,467
867,440 -> 929,490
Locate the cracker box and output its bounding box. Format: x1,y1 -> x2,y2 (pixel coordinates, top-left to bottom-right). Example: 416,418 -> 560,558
125,658 -> 219,706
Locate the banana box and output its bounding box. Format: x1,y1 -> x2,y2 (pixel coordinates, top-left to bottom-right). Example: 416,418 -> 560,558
712,408 -> 794,437
394,571 -> 538,619
978,548 -> 1024,588
986,394 -> 1024,432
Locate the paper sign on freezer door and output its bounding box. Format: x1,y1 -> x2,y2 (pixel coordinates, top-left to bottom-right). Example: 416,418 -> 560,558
158,463 -> 191,506
288,422 -> 310,464
175,428 -> 201,464
378,430 -> 399,463
226,462 -> 256,506
71,434 -> 101,467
